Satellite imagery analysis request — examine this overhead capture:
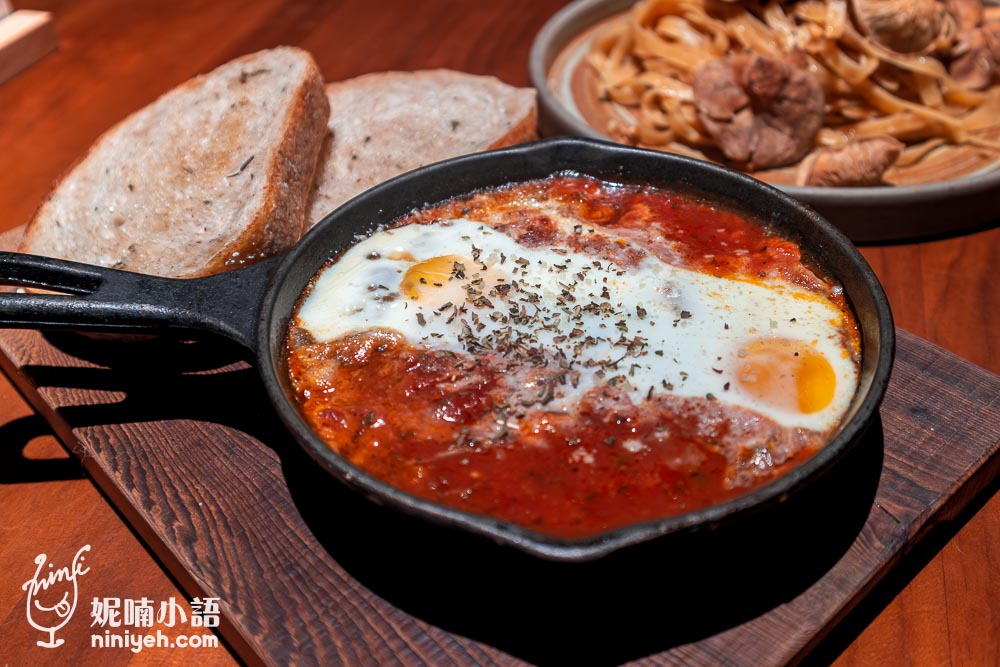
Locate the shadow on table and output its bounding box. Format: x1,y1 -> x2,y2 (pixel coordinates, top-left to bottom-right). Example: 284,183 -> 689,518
3,331 -> 255,487
0,413 -> 85,483
800,470 -> 1000,667
23,330 -> 883,666
285,418 -> 883,666
18,331 -> 284,446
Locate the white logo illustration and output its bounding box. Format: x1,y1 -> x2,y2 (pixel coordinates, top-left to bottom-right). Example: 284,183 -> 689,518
21,545 -> 91,648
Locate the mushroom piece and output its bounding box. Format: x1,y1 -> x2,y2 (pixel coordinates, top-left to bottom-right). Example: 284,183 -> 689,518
947,0 -> 1000,89
795,136 -> 905,186
850,0 -> 945,53
950,29 -> 998,89
693,54 -> 825,171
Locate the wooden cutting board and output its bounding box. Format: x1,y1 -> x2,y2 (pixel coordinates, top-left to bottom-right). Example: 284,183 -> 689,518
1,229 -> 998,666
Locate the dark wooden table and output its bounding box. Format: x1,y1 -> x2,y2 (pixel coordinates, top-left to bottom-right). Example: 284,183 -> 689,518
0,1 -> 997,665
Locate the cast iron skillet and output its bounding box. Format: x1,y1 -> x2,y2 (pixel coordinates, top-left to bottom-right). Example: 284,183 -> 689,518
0,137 -> 895,561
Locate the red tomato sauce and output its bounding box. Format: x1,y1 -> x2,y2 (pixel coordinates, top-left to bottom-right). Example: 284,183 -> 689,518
287,176 -> 856,538
411,174 -> 831,293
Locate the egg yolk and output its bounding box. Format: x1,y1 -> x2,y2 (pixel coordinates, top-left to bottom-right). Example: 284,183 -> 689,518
735,338 -> 836,415
399,255 -> 465,300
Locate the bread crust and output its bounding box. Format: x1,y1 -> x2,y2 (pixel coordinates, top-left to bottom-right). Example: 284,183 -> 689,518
486,103 -> 539,149
201,53 -> 329,275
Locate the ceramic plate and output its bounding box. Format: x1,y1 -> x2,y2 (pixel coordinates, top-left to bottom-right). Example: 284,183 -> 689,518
529,0 -> 1000,242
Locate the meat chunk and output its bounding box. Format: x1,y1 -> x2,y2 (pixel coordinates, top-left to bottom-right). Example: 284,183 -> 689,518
950,29 -> 998,88
693,54 -> 825,171
947,1 -> 1000,89
851,0 -> 945,53
795,136 -> 905,186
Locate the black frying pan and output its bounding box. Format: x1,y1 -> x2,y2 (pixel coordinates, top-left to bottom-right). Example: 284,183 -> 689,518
0,138 -> 895,560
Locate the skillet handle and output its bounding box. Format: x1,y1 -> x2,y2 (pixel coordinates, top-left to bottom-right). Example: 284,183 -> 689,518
0,252 -> 280,352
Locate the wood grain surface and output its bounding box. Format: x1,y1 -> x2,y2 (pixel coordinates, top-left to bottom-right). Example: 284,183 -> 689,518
0,305 -> 995,667
0,1 -> 997,665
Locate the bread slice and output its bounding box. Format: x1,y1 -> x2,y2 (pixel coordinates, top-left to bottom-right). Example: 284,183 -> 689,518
21,46 -> 329,278
306,69 -> 537,226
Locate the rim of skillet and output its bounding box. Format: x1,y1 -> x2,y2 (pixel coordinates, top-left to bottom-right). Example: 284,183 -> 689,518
256,136 -> 896,562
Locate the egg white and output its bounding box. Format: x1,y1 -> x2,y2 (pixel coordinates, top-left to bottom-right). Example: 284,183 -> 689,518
297,217 -> 858,432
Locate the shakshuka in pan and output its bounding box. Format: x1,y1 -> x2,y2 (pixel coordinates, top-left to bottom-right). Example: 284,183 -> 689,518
285,174 -> 860,538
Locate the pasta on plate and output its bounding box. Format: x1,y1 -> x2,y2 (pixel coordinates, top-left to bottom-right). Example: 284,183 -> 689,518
586,0 -> 1000,186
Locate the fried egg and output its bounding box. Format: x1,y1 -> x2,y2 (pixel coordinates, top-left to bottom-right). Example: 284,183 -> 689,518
297,217 -> 858,432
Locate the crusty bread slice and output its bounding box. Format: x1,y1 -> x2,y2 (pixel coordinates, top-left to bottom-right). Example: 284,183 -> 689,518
306,69 -> 537,226
21,46 -> 329,278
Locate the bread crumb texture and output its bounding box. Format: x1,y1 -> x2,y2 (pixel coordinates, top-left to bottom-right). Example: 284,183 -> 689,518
307,69 -> 536,226
22,46 -> 329,278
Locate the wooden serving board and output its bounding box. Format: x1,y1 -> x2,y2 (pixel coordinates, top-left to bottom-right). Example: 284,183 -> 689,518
1,233 -> 998,666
